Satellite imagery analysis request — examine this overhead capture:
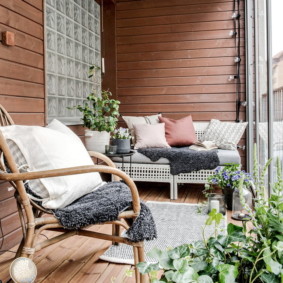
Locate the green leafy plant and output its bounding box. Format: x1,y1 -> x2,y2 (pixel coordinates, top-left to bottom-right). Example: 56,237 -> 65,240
206,164 -> 253,191
71,65 -> 120,132
138,145 -> 283,283
137,210 -> 225,283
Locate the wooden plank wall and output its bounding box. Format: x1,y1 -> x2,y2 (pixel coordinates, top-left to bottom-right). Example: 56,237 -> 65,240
116,0 -> 245,121
0,0 -> 45,252
115,0 -> 246,162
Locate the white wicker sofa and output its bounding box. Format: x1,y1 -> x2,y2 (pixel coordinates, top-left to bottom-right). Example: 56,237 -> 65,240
111,122 -> 241,199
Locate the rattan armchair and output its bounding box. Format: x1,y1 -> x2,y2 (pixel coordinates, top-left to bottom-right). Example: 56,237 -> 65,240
0,105 -> 146,283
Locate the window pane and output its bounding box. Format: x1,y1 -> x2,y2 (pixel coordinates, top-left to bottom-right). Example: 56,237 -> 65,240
256,0 -> 268,170
272,0 -> 283,173
45,0 -> 101,124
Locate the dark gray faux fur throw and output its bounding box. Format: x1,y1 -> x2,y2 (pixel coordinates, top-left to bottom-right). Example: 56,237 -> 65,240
54,181 -> 157,242
137,147 -> 220,175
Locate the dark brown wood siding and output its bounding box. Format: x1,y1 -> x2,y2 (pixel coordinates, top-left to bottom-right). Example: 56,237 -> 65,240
116,0 -> 245,122
0,0 -> 44,252
114,0 -> 246,163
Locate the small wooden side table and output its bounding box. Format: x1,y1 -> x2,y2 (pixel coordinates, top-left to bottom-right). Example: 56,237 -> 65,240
105,150 -> 135,177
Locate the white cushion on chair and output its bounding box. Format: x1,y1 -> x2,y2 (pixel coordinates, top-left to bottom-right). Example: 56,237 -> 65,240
1,120 -> 103,209
47,119 -> 79,138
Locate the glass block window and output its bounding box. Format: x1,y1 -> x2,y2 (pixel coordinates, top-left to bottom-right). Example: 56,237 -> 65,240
45,0 -> 101,124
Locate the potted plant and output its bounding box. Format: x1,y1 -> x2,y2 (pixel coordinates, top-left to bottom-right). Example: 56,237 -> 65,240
71,66 -> 120,153
111,127 -> 132,154
137,148 -> 283,283
74,90 -> 120,153
206,164 -> 252,210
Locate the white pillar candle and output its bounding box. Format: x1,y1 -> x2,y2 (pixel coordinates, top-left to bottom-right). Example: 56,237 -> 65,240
210,200 -> 220,213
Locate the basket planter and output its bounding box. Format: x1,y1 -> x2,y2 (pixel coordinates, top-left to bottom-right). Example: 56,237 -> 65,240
112,139 -> 131,154
224,186 -> 234,210
85,130 -> 110,153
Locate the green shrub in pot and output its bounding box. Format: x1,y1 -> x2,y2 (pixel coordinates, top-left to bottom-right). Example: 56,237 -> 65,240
71,65 -> 120,153
75,90 -> 120,132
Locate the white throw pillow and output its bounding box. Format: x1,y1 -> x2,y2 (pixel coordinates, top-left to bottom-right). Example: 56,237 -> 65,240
47,119 -> 79,137
1,121 -> 103,209
134,123 -> 170,149
6,139 -> 48,198
122,114 -> 161,144
202,119 -> 248,150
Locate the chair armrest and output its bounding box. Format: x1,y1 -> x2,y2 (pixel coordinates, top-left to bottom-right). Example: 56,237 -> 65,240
88,151 -> 120,181
0,165 -> 140,213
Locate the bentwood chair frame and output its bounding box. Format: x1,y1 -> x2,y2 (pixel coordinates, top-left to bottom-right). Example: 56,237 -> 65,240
0,105 -> 146,283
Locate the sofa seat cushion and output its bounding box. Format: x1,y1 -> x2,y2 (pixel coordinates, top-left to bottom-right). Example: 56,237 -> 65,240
110,149 -> 241,166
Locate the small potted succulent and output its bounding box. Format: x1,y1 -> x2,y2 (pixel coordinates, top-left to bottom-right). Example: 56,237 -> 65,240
206,164 -> 253,210
111,127 -> 132,154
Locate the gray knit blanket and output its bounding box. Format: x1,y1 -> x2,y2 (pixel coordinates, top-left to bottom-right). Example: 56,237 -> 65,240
137,147 -> 220,175
54,181 -> 157,242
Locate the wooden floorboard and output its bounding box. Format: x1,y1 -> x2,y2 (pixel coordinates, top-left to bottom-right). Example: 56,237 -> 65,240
0,183 -> 236,283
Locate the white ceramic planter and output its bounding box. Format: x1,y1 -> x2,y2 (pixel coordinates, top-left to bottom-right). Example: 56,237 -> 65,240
85,130 -> 110,153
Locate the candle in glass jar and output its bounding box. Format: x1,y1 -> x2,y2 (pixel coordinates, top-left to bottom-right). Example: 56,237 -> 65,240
210,200 -> 220,213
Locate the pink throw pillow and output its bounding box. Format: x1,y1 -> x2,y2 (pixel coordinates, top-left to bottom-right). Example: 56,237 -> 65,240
134,123 -> 170,149
159,115 -> 197,146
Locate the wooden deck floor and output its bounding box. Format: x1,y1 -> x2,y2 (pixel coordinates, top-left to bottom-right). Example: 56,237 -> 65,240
0,183 -> 235,283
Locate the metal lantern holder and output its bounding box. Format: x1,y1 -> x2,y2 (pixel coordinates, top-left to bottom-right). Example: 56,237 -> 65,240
231,186 -> 253,221
208,193 -> 226,215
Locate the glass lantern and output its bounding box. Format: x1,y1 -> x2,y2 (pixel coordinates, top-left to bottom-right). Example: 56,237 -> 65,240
232,187 -> 252,221
208,194 -> 226,215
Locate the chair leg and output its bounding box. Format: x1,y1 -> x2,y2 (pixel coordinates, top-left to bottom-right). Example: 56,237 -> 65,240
15,237 -> 25,258
173,179 -> 178,200
137,245 -> 147,283
112,224 -> 120,245
133,246 -> 140,283
175,182 -> 178,199
20,226 -> 36,259
170,181 -> 174,200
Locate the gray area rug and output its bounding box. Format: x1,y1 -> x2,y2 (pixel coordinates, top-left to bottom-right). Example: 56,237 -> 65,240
100,201 -> 226,264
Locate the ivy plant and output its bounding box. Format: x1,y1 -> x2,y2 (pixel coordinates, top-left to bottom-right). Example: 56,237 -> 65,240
138,145 -> 283,283
71,65 -> 120,132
